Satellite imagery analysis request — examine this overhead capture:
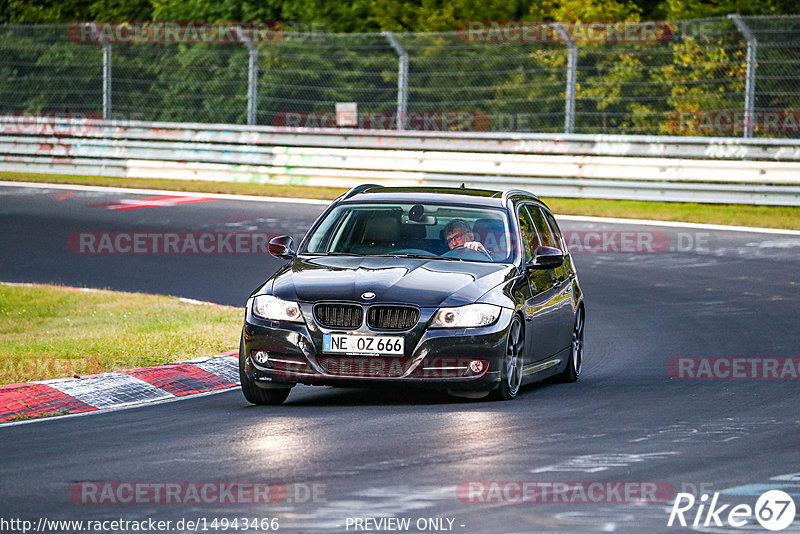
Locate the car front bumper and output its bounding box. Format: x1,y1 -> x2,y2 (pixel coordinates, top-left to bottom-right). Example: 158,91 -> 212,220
242,305 -> 515,390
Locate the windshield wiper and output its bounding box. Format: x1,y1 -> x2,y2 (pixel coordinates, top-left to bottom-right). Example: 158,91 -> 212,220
304,252 -> 463,261
303,252 -> 366,257
374,253 -> 462,261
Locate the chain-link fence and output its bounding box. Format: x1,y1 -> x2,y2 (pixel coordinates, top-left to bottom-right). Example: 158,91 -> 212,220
1,16 -> 799,137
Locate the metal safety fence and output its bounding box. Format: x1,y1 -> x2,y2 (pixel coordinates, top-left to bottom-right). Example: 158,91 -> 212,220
1,15 -> 800,137
2,118 -> 800,205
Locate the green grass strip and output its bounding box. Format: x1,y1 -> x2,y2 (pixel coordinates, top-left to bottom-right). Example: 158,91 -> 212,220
0,283 -> 242,384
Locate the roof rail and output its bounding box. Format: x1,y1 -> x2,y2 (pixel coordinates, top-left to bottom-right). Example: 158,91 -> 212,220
342,183 -> 383,200
501,189 -> 540,204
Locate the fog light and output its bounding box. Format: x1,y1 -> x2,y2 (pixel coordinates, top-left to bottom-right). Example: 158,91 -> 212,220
469,360 -> 485,374
251,350 -> 270,366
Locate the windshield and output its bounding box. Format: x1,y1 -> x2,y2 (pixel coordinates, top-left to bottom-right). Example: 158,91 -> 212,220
301,202 -> 514,263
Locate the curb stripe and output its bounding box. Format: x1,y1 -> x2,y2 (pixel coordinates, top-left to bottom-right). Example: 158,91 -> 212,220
45,373 -> 173,409
120,364 -> 235,396
0,383 -> 97,422
0,354 -> 240,424
195,357 -> 240,384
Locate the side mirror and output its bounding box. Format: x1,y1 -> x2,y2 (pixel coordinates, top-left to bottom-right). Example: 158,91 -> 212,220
528,246 -> 564,270
268,235 -> 296,260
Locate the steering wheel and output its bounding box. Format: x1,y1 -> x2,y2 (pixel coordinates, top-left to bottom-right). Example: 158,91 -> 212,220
444,245 -> 493,261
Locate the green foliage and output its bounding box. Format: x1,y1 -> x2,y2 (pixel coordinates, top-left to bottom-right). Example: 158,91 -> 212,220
1,0 -> 154,23
371,0 -> 531,32
528,0 -> 642,22
3,0 -> 93,23
658,0 -> 792,20
3,0 -> 799,28
1,2 -> 799,137
90,0 -> 155,20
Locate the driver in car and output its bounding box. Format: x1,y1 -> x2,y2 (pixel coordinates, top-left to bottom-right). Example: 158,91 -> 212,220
444,219 -> 489,255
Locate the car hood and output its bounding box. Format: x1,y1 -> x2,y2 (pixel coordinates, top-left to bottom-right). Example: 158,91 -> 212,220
269,255 -> 517,308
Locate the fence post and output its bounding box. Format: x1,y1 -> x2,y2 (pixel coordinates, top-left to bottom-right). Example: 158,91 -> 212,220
247,46 -> 258,126
382,31 -> 408,130
102,42 -> 112,121
234,26 -> 258,125
553,23 -> 577,134
729,14 -> 757,138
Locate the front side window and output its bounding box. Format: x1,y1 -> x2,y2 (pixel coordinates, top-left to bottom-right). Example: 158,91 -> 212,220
540,208 -> 567,252
517,205 -> 541,262
302,202 -> 513,263
526,205 -> 557,249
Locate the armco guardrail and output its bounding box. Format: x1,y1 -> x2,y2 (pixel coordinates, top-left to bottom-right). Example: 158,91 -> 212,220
2,118 -> 800,205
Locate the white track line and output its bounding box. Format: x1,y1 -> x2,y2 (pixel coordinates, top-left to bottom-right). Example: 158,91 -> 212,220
1,180 -> 798,235
557,215 -> 800,235
0,180 -> 329,205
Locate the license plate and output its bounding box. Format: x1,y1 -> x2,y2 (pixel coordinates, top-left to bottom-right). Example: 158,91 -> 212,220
322,334 -> 404,355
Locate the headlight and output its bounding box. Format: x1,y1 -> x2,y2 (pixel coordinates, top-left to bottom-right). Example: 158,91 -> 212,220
252,295 -> 303,323
430,303 -> 501,328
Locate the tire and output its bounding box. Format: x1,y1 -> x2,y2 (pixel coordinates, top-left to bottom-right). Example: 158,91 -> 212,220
489,316 -> 524,401
239,332 -> 291,405
554,306 -> 584,383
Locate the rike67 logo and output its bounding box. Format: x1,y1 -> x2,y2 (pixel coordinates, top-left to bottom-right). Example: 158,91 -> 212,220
668,490 -> 796,531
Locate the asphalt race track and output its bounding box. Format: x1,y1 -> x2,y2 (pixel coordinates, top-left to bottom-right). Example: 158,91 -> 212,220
1,182 -> 799,534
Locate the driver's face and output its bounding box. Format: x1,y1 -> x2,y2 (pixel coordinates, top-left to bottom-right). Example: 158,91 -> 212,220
446,228 -> 473,249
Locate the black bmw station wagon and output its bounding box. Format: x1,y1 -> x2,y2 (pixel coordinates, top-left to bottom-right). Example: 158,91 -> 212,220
240,185 -> 584,404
